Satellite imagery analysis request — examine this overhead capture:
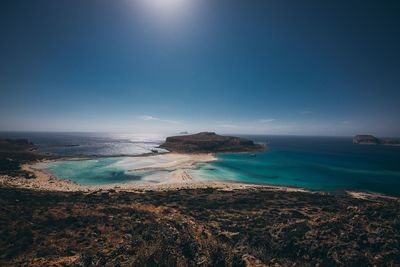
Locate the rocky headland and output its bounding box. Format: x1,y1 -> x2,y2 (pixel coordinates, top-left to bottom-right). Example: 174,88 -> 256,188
159,132 -> 265,153
0,139 -> 45,178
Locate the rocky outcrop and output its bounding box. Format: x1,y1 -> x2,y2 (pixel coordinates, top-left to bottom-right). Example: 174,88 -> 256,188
353,135 -> 380,144
160,132 -> 265,153
0,139 -> 43,178
353,135 -> 400,145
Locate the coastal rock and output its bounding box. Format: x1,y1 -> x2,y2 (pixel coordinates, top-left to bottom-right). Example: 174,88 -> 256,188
159,132 -> 265,153
353,135 -> 380,144
0,139 -> 44,178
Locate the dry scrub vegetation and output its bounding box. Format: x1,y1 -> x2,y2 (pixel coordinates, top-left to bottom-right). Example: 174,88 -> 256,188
0,187 -> 399,266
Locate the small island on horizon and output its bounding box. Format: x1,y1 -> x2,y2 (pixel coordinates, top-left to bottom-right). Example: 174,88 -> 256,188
353,135 -> 400,146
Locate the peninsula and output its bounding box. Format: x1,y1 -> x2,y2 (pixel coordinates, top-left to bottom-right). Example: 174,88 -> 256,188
0,139 -> 44,178
159,132 -> 265,153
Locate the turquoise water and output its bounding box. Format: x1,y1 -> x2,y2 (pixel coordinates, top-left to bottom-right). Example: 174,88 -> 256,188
40,157 -> 154,185
193,136 -> 400,195
22,133 -> 400,195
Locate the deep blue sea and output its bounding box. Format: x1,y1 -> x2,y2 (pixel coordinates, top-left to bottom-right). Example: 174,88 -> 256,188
1,132 -> 400,195
193,135 -> 400,196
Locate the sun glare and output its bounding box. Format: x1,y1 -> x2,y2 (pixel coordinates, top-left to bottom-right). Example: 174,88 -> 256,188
136,0 -> 194,23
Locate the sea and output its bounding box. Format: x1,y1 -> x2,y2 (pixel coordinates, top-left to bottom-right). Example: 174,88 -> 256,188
1,132 -> 400,196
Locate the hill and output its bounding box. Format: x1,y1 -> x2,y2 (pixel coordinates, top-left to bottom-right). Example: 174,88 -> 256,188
159,132 -> 265,153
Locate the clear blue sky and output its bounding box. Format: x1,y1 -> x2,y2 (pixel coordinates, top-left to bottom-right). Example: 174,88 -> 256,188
1,0 -> 400,136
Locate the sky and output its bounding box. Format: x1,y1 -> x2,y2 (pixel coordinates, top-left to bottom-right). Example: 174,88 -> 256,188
1,0 -> 400,136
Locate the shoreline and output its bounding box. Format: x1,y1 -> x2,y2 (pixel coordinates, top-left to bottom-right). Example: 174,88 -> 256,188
0,151 -> 313,194
0,152 -> 397,200
0,164 -> 397,202
0,161 -> 310,194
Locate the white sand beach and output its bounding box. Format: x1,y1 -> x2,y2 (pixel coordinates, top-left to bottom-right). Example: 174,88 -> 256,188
0,152 -> 312,194
1,152 -> 391,201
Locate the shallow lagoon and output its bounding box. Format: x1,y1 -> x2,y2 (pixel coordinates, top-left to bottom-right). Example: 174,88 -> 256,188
38,157 -> 152,185
31,134 -> 400,195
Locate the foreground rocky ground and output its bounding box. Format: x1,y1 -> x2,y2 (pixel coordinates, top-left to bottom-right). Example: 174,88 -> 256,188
0,186 -> 399,266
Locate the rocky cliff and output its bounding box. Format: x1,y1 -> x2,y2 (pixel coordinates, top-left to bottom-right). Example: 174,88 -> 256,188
160,132 -> 265,153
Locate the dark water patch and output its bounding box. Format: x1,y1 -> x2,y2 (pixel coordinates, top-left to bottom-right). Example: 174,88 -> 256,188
248,174 -> 280,180
0,132 -> 166,157
109,171 -> 141,181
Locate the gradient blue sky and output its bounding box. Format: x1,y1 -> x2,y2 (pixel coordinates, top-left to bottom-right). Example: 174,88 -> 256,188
1,0 -> 400,136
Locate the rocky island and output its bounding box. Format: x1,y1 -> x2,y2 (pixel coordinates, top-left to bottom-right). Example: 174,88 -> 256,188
159,132 -> 265,153
353,135 -> 400,145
